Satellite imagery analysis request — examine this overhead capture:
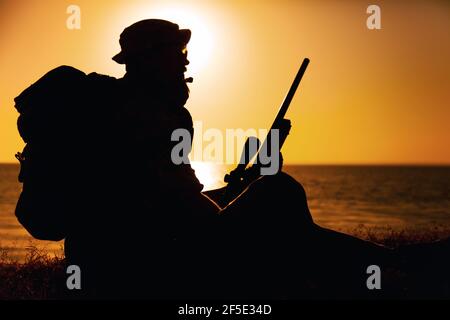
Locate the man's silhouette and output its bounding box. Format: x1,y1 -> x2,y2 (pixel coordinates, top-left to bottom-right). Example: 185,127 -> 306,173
15,19 -> 398,299
76,19 -> 222,298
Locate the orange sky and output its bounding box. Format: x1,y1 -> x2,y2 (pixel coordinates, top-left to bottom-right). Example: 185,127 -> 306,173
0,0 -> 449,164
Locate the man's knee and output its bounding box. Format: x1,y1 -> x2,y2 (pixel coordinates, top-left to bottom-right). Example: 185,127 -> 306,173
246,171 -> 312,221
252,171 -> 307,201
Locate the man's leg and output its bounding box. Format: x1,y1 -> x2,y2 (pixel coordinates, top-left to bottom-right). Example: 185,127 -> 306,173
214,171 -> 391,298
214,172 -> 315,298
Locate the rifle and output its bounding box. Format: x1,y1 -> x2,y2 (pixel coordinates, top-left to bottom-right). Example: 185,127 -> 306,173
204,58 -> 310,207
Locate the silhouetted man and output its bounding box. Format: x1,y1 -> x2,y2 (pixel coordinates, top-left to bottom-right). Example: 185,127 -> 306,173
15,19 -> 393,300
71,19 -> 222,298
101,19 -> 386,299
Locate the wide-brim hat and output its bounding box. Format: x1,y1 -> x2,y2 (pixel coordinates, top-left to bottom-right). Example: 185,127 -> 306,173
113,19 -> 191,64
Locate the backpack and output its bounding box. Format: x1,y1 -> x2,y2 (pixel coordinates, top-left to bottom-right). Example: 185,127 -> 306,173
14,66 -> 115,241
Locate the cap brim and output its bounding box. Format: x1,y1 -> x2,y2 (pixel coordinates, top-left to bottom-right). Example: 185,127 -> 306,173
180,29 -> 191,45
112,51 -> 126,64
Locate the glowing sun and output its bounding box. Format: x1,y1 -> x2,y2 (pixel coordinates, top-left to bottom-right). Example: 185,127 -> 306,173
150,6 -> 214,78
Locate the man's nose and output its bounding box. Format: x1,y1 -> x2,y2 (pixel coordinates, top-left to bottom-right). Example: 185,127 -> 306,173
185,58 -> 190,66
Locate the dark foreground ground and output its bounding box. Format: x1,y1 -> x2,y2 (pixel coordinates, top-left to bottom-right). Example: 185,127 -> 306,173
1,227 -> 449,300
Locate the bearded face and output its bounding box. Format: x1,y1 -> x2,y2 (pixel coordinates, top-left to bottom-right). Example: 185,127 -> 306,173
124,44 -> 191,107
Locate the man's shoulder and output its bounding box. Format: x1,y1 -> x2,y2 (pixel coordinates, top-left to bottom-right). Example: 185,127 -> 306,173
87,71 -> 118,84
86,71 -> 120,93
75,72 -> 123,110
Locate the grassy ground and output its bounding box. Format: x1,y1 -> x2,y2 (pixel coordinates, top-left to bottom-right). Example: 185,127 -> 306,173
338,225 -> 450,248
0,246 -> 66,299
1,226 -> 449,300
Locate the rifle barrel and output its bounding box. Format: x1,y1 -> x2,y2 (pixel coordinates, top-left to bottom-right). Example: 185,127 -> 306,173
271,58 -> 310,129
219,58 -> 310,206
256,58 -> 310,162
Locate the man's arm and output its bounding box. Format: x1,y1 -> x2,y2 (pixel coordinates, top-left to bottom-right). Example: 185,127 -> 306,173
187,192 -> 221,215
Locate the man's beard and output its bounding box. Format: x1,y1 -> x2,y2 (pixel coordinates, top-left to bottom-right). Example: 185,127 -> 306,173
163,77 -> 190,108
143,72 -> 190,108
124,68 -> 190,107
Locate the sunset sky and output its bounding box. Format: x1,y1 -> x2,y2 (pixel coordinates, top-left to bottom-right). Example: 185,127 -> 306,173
0,0 -> 449,164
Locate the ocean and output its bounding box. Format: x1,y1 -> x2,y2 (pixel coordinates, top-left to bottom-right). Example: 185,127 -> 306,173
1,163 -> 449,261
